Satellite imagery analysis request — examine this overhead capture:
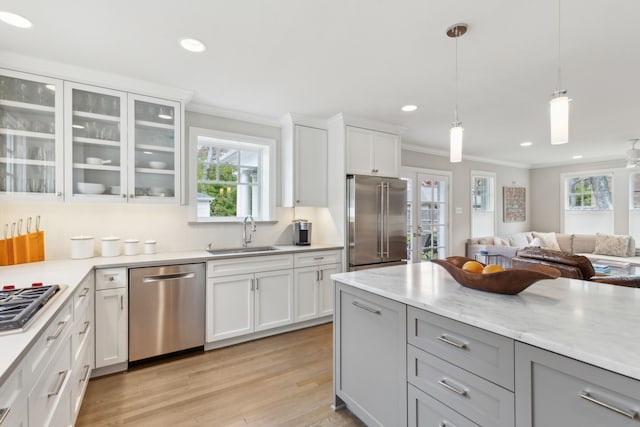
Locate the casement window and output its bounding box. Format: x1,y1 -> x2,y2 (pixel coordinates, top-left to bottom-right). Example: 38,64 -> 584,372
189,127 -> 275,222
562,173 -> 613,234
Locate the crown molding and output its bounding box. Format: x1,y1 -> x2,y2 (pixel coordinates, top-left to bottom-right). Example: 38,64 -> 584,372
402,143 -> 531,169
329,113 -> 407,135
186,102 -> 280,127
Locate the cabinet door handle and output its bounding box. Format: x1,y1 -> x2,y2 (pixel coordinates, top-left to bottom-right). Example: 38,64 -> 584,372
79,287 -> 90,298
320,270 -> 324,280
438,379 -> 468,397
47,370 -> 68,397
255,278 -> 259,291
79,321 -> 90,335
352,300 -> 381,315
81,364 -> 91,383
250,279 -> 254,291
0,408 -> 10,426
47,321 -> 66,341
316,270 -> 320,281
438,334 -> 468,350
120,295 -> 124,310
580,391 -> 638,419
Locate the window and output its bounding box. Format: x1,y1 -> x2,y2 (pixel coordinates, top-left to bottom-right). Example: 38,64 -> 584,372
562,172 -> 613,234
189,127 -> 275,222
566,175 -> 613,210
471,171 -> 495,238
630,172 -> 640,246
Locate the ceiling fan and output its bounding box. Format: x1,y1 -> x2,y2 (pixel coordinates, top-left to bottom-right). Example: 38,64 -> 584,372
627,139 -> 640,168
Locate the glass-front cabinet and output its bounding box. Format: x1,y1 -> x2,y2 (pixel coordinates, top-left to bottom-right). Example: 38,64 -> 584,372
64,84 -> 180,202
0,69 -> 64,199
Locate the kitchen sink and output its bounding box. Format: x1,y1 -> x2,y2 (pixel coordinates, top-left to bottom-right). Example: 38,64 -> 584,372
206,246 -> 280,255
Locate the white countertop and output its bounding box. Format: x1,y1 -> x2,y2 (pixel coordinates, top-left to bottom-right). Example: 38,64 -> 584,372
0,244 -> 343,385
332,262 -> 640,381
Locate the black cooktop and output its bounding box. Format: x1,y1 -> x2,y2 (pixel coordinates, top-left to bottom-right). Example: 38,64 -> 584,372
0,285 -> 61,332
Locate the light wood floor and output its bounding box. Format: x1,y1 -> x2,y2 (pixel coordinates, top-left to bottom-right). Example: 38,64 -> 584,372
76,323 -> 365,426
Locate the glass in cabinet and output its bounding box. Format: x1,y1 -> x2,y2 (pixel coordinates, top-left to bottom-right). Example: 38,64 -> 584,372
64,82 -> 127,199
128,94 -> 180,201
0,69 -> 63,198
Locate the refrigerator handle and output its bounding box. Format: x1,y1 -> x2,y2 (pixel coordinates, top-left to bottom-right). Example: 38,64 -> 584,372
377,182 -> 384,259
384,181 -> 390,258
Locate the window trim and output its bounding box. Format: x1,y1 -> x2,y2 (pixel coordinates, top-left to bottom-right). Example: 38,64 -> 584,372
470,170 -> 496,238
188,126 -> 276,222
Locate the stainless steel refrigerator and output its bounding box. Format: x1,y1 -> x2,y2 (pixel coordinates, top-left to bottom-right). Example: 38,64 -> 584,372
347,174 -> 407,270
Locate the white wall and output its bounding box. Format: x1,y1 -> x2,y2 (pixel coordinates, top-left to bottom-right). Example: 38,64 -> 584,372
530,159 -> 632,234
401,149 -> 531,256
0,111 -> 339,260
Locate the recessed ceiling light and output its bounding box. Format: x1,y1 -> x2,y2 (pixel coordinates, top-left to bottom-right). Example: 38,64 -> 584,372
520,141 -> 533,147
572,154 -> 583,159
401,105 -> 417,112
179,38 -> 206,53
0,11 -> 32,28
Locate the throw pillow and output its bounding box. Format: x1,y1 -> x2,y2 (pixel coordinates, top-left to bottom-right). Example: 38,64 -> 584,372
493,237 -> 510,246
532,231 -> 561,251
593,233 -> 631,257
573,234 -> 596,253
507,233 -> 530,248
555,233 -> 573,253
628,236 -> 636,257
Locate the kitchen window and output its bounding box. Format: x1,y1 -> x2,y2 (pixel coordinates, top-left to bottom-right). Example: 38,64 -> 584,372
189,127 -> 275,222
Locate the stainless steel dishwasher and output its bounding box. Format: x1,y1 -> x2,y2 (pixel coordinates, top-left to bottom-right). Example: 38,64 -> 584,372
129,263 -> 205,362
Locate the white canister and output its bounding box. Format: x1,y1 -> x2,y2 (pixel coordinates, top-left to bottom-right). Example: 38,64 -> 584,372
123,239 -> 140,256
70,236 -> 94,259
144,240 -> 157,255
101,237 -> 120,257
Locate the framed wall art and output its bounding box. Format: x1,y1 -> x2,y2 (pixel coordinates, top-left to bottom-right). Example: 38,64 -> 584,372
503,186 -> 526,222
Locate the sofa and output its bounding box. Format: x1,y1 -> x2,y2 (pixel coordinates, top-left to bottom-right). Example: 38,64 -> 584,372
512,247 -> 640,288
465,231 -> 640,268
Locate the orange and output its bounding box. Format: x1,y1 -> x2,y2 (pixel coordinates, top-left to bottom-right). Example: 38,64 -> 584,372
462,260 -> 484,274
482,264 -> 505,274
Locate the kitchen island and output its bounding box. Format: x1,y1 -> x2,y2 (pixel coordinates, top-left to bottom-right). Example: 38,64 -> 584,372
332,262 -> 640,427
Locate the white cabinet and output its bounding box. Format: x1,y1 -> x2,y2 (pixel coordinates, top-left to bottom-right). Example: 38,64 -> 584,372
65,83 -> 180,202
0,361 -> 28,427
95,267 -> 128,369
281,117 -> 328,207
0,68 -> 64,199
346,126 -> 399,177
206,255 -> 294,343
334,283 -> 407,427
293,250 -> 341,322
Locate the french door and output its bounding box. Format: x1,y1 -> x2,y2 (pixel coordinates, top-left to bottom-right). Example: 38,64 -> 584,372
403,169 -> 450,263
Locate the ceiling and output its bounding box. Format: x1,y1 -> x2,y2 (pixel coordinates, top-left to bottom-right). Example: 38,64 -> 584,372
1,0 -> 639,168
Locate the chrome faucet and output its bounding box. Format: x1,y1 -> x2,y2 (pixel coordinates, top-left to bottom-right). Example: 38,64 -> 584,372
242,216 -> 256,247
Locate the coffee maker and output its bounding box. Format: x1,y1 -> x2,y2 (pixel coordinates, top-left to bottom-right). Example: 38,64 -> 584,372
292,219 -> 312,246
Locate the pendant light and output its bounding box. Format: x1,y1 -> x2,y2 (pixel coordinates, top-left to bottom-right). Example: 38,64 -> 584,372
447,23 -> 467,163
550,0 -> 569,144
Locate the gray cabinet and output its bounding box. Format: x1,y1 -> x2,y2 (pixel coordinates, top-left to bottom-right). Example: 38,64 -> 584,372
515,342 -> 640,427
408,383 -> 480,427
334,283 -> 407,427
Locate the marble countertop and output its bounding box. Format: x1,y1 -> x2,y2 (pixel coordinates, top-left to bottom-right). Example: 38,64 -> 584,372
0,244 -> 343,385
332,262 -> 640,381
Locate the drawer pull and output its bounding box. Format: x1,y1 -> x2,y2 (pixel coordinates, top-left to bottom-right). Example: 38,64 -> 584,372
313,256 -> 324,260
0,408 -> 9,426
47,370 -> 68,398
78,287 -> 90,298
79,321 -> 90,335
47,321 -> 66,341
438,334 -> 468,350
580,391 -> 638,419
81,364 -> 91,383
352,300 -> 381,315
438,379 -> 468,397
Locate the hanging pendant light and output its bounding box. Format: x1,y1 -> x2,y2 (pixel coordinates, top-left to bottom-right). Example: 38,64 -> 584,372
550,0 -> 569,145
447,23 -> 467,163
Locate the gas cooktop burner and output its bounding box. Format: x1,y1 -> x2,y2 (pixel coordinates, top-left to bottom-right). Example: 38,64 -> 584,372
0,285 -> 61,332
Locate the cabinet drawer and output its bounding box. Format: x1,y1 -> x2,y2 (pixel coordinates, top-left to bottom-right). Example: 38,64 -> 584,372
29,334 -> 72,427
73,278 -> 93,318
71,337 -> 93,421
408,345 -> 514,427
71,298 -> 93,363
25,301 -> 73,387
207,254 -> 293,277
408,306 -> 514,390
515,342 -> 640,427
294,250 -> 341,268
0,362 -> 27,427
408,383 -> 479,427
95,267 -> 127,290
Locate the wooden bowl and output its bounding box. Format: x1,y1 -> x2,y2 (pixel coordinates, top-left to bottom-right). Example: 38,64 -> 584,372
432,256 -> 561,295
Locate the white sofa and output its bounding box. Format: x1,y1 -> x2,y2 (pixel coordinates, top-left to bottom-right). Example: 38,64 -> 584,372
465,232 -> 640,268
